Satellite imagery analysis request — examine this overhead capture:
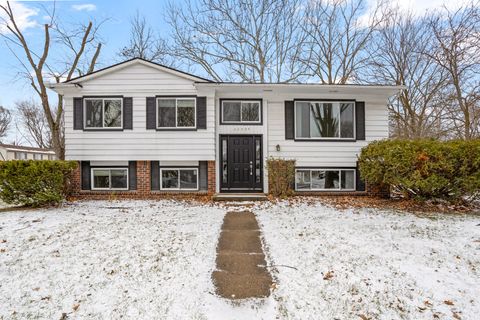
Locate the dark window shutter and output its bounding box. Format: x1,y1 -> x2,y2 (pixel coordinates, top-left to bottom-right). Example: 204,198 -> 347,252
128,161 -> 137,190
356,101 -> 365,140
81,161 -> 91,190
197,96 -> 207,129
199,161 -> 208,191
150,161 -> 160,190
73,97 -> 84,130
356,165 -> 365,191
146,97 -> 156,129
285,101 -> 294,140
123,97 -> 133,130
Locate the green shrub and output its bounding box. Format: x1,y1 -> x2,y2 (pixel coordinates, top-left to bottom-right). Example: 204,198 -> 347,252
0,160 -> 78,207
267,158 -> 296,198
358,139 -> 480,201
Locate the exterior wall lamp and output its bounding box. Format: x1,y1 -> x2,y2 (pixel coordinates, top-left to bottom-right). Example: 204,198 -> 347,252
276,144 -> 281,152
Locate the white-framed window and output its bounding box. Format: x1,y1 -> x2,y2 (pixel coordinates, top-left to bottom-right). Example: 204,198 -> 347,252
221,100 -> 261,124
157,98 -> 196,129
14,152 -> 28,160
160,168 -> 198,190
295,101 -> 355,139
84,98 -> 123,129
295,169 -> 355,191
91,168 -> 128,190
33,153 -> 42,160
48,154 -> 55,160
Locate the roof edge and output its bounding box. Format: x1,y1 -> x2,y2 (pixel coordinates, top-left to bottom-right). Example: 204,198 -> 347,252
65,58 -> 214,84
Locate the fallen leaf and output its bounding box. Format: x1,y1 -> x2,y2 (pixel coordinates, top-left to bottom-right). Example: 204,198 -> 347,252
73,303 -> 80,311
424,300 -> 433,307
323,271 -> 334,280
444,300 -> 454,306
452,312 -> 461,319
358,314 -> 370,320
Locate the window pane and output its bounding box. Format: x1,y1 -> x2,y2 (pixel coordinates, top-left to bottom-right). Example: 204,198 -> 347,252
223,102 -> 241,122
34,154 -> 42,160
93,170 -> 110,189
295,170 -> 311,190
310,103 -> 340,138
158,99 -> 176,127
180,169 -> 197,189
295,102 -> 310,138
222,139 -> 228,184
255,139 -> 261,183
162,170 -> 178,189
241,102 -> 260,122
177,99 -> 195,127
111,169 -> 128,189
340,103 -> 354,138
85,99 -> 103,128
311,170 -> 325,189
104,99 -> 122,128
324,170 -> 340,189
341,170 -> 355,189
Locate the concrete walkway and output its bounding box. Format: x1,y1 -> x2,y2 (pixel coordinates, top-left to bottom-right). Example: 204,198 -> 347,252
212,210 -> 273,299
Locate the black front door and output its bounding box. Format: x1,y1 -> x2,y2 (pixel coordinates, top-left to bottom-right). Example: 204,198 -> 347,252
220,135 -> 263,192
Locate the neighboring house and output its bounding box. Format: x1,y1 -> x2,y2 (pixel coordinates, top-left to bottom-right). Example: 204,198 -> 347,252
49,58 -> 401,197
0,144 -> 56,161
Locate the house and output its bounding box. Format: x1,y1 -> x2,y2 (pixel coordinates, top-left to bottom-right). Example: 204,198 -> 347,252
49,58 -> 401,198
0,144 -> 56,161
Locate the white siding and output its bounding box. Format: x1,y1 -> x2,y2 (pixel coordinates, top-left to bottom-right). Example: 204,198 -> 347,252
63,63 -> 215,161
267,99 -> 389,167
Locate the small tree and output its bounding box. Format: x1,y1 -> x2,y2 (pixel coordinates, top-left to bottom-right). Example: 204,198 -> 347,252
15,99 -> 52,148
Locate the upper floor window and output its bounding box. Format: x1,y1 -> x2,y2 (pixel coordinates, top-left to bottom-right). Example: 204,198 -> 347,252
84,98 -> 122,129
295,101 -> 354,139
221,100 -> 261,124
157,98 -> 196,129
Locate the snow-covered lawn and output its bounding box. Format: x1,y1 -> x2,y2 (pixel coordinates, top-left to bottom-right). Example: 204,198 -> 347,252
0,199 -> 478,319
255,201 -> 480,320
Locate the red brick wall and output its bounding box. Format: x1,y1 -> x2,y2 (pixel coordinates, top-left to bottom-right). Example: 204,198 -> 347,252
70,160 -> 216,200
207,160 -> 216,194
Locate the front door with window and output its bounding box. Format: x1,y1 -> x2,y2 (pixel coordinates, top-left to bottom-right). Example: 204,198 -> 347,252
220,135 -> 263,192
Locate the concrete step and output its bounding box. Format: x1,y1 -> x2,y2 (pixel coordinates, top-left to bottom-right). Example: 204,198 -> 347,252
212,193 -> 268,202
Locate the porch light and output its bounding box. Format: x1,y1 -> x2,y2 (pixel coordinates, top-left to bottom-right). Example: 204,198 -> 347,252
276,144 -> 281,152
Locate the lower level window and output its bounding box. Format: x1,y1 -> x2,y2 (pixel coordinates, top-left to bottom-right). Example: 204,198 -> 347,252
92,168 -> 128,190
295,169 -> 355,191
161,168 -> 198,190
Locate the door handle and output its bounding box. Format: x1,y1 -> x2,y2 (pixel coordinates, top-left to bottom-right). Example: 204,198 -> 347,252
249,161 -> 253,176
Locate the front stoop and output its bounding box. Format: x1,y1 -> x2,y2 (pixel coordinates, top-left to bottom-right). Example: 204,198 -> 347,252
212,193 -> 268,202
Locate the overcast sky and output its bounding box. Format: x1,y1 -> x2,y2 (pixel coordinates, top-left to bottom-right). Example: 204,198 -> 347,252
0,0 -> 476,144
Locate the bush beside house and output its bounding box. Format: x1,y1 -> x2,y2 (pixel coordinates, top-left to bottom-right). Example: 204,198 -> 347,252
267,158 -> 296,198
0,160 -> 77,207
358,139 -> 480,202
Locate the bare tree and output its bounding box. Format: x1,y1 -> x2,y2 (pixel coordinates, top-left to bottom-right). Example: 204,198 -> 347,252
15,99 -> 52,148
0,106 -> 12,142
166,0 -> 304,82
298,0 -> 387,84
366,10 -> 449,138
0,1 -> 103,159
119,11 -> 173,66
428,2 -> 480,139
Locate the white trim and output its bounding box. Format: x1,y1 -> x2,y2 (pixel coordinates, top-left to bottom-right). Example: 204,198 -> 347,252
294,101 -> 356,140
84,98 -> 123,129
221,100 -> 262,124
160,167 -> 199,191
60,59 -> 210,85
295,168 -> 356,191
91,167 -> 129,190
156,97 -> 196,129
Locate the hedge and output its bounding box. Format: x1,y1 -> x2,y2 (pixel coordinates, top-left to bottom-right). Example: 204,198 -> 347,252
358,139 -> 480,201
0,160 -> 78,207
267,158 -> 296,198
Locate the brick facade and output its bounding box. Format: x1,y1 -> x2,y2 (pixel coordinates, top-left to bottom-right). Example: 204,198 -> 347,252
69,161 -> 214,200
